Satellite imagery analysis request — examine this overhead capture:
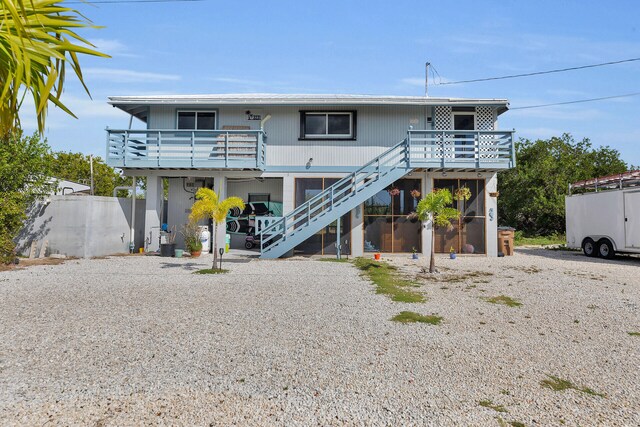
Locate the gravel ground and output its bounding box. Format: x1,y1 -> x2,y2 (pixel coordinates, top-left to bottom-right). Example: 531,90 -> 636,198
0,249 -> 639,426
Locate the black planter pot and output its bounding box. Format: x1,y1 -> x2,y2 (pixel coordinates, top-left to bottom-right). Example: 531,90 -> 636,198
160,243 -> 176,257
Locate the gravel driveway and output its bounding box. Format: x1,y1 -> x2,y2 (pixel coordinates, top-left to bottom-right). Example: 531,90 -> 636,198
1,249 -> 638,426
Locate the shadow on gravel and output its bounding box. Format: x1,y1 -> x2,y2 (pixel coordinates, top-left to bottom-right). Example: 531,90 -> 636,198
218,257 -> 255,263
160,262 -> 203,271
519,248 -> 640,266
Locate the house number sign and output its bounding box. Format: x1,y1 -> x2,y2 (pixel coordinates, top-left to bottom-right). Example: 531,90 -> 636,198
247,114 -> 262,121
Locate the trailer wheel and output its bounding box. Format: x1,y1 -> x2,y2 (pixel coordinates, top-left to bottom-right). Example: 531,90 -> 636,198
582,238 -> 596,257
244,241 -> 254,250
597,239 -> 615,259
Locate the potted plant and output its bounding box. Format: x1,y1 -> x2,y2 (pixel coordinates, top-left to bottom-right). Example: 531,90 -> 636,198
181,221 -> 203,258
450,246 -> 457,259
412,247 -> 419,260
387,186 -> 400,196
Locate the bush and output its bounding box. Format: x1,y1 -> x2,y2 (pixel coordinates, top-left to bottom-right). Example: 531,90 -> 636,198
0,131 -> 52,263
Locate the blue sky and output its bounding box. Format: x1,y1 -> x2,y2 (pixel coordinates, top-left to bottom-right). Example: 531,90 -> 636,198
26,0 -> 640,166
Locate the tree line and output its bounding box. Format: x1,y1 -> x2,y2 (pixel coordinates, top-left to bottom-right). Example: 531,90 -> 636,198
498,133 -> 630,236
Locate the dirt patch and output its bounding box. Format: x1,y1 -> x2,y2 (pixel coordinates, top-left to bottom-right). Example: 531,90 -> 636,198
1,257 -> 69,272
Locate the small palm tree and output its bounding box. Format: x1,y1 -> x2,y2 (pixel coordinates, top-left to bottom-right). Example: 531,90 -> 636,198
416,189 -> 461,273
189,188 -> 244,268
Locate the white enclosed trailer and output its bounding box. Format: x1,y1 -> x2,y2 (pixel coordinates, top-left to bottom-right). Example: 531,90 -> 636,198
566,171 -> 640,258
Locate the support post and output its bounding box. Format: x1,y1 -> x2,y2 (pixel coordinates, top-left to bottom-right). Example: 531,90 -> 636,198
485,172 -> 498,257
421,172 -> 432,258
336,216 -> 341,259
350,205 -> 364,257
144,174 -> 163,252
213,173 -> 227,255
130,176 -> 136,252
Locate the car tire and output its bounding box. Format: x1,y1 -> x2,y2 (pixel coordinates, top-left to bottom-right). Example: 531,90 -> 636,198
582,238 -> 596,257
597,239 -> 615,259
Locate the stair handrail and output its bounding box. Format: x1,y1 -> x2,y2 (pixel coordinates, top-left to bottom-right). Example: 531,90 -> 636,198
260,138 -> 409,252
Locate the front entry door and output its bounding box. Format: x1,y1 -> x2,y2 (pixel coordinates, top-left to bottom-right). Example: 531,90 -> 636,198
453,113 -> 475,158
624,191 -> 640,248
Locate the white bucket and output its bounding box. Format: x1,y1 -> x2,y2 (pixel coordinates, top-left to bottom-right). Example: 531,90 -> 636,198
199,226 -> 210,253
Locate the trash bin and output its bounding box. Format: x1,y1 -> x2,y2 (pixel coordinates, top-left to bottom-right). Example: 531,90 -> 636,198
497,226 -> 515,256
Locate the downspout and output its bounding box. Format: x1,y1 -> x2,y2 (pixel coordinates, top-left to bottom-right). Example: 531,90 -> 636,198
259,114 -> 272,130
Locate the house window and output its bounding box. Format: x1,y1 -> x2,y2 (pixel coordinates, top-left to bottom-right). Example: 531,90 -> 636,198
177,111 -> 216,130
300,111 -> 356,139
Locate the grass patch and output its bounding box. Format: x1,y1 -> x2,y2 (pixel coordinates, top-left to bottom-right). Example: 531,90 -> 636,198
194,268 -> 229,274
628,332 -> 640,336
420,270 -> 493,284
391,311 -> 442,325
497,419 -> 526,427
353,258 -> 425,303
484,295 -> 522,307
318,258 -> 351,263
515,233 -> 565,247
479,399 -> 508,413
540,375 -> 606,398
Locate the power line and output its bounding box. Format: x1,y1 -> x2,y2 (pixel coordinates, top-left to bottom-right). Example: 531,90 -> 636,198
436,57 -> 640,85
511,92 -> 640,110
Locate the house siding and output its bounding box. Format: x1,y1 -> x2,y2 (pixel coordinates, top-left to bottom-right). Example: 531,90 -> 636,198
147,104 -> 434,168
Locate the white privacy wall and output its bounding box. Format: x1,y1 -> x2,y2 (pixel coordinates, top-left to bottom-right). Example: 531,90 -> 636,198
17,196 -> 146,258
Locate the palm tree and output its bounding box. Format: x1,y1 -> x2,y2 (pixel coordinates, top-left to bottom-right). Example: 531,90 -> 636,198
416,189 -> 462,273
1,0 -> 108,135
189,188 -> 245,269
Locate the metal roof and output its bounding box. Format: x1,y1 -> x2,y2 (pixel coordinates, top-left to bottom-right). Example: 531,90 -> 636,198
108,93 -> 510,121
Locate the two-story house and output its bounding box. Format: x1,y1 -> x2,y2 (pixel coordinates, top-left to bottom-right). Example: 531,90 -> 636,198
106,94 -> 514,258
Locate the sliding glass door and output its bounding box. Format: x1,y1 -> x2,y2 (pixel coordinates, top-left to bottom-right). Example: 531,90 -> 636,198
294,178 -> 351,255
433,179 -> 486,254
363,179 -> 422,253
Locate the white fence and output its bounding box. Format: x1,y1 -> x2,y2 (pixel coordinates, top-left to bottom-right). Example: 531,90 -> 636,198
17,195 -> 147,258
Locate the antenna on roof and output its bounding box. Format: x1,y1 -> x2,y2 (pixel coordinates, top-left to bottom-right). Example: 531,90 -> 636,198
425,62 -> 430,97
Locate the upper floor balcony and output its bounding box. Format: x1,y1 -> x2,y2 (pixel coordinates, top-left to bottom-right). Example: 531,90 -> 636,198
106,129 -> 266,169
407,130 -> 515,170
105,128 -> 514,171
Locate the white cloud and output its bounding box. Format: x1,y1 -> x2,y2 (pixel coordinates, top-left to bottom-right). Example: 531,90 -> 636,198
211,77 -> 264,86
508,105 -> 603,121
84,68 -> 181,83
18,93 -> 130,133
86,39 -> 139,58
400,76 -> 454,88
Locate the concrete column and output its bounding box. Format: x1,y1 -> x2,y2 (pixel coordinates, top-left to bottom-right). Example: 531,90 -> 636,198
485,172 -> 498,257
213,173 -> 227,255
421,172 -> 433,257
282,174 -> 295,213
279,174 -> 296,258
130,176 -> 136,252
144,174 -> 163,252
350,204 -> 364,257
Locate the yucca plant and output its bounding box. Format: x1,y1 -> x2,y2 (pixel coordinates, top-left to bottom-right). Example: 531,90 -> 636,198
416,189 -> 463,273
189,188 -> 244,268
0,0 -> 108,135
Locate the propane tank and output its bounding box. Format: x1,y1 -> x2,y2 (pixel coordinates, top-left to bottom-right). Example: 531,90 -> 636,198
199,226 -> 211,254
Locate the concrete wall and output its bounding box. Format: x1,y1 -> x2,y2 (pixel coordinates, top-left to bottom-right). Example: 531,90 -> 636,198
17,195 -> 146,258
